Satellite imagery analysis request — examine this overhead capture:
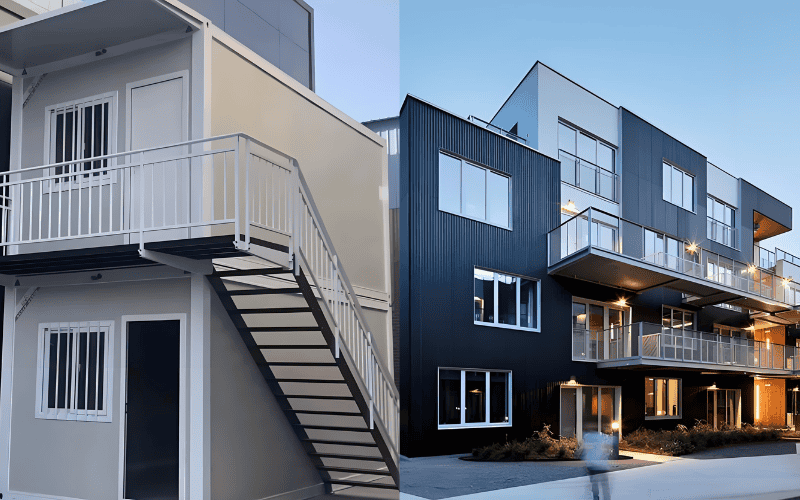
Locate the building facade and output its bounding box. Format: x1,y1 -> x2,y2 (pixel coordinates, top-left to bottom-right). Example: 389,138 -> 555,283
400,62 -> 800,457
0,1 -> 398,498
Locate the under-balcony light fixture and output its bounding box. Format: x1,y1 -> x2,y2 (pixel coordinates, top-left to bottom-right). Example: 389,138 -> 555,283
748,265 -> 757,274
710,382 -> 717,390
566,377 -> 578,386
793,387 -> 799,392
783,278 -> 792,288
564,200 -> 578,213
686,242 -> 698,254
21,68 -> 26,76
611,421 -> 620,431
616,297 -> 628,307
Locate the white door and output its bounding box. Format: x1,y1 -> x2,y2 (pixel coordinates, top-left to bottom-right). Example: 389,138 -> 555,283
129,75 -> 188,240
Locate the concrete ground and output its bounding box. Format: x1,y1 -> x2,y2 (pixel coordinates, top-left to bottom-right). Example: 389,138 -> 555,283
400,441 -> 800,500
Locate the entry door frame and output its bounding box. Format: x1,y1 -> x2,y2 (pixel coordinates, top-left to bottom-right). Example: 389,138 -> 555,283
117,313 -> 188,500
707,388 -> 741,429
560,384 -> 622,443
123,71 -> 190,245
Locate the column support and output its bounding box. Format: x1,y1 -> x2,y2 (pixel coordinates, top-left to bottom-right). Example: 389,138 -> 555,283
0,286 -> 16,494
189,273 -> 210,500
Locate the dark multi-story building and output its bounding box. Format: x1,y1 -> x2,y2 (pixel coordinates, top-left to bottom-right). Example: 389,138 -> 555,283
399,62 -> 800,457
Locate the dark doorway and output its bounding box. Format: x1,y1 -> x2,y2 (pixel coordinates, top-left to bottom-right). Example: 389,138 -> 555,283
124,320 -> 180,500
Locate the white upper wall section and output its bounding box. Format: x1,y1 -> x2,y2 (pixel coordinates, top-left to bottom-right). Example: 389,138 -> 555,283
491,64 -> 538,149
536,63 -> 618,159
707,162 -> 740,208
7,0 -> 79,15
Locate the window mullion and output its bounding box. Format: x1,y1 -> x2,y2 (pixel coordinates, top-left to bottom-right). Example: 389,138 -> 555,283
493,274 -> 499,326
516,279 -> 521,327
485,371 -> 490,424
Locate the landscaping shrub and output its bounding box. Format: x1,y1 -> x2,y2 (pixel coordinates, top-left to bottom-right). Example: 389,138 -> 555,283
620,420 -> 790,456
471,424 -> 580,461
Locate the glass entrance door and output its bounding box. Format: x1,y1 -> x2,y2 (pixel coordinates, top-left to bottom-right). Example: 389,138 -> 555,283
560,385 -> 620,441
707,389 -> 740,429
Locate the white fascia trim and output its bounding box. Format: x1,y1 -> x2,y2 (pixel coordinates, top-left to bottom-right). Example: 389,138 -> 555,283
7,491 -> 87,500
256,482 -> 326,500
207,25 -> 385,149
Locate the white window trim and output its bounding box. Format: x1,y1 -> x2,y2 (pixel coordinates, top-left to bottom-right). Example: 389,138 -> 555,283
707,195 -> 737,249
438,150 -> 512,230
437,367 -> 512,430
474,267 -> 540,332
43,91 -> 119,191
662,160 -> 695,213
34,320 -> 115,423
645,377 -> 682,420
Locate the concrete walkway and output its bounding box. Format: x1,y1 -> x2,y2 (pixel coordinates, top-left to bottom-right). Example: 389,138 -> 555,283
401,442 -> 800,500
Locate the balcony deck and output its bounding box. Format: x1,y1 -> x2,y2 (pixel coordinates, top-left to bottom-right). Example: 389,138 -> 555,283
574,322 -> 800,376
549,208 -> 800,314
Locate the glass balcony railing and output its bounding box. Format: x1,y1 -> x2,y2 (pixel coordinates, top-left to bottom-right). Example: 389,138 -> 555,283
755,244 -> 776,270
559,151 -> 619,203
573,322 -> 798,373
777,248 -> 800,267
549,207 -> 800,307
466,116 -> 527,145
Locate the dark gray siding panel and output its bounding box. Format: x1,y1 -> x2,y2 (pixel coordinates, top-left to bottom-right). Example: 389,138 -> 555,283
400,97 -> 603,457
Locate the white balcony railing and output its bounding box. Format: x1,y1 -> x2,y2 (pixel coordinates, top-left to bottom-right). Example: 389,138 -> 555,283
573,322 -> 798,373
0,133 -> 400,454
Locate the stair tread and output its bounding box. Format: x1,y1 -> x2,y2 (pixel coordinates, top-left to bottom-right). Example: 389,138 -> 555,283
309,452 -> 384,461
293,410 -> 362,416
227,288 -> 302,296
247,326 -> 323,332
274,378 -> 346,384
255,344 -> 330,349
328,479 -> 397,489
301,438 -> 377,447
296,424 -> 371,432
264,361 -> 337,367
319,466 -> 391,476
216,268 -> 291,277
239,307 -> 312,314
278,394 -> 354,400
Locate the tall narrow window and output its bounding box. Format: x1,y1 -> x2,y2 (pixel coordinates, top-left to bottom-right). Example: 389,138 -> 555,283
36,321 -> 114,422
438,152 -> 511,228
662,161 -> 694,211
46,93 -> 116,186
558,121 -> 617,202
645,378 -> 682,419
707,196 -> 736,248
474,268 -> 540,331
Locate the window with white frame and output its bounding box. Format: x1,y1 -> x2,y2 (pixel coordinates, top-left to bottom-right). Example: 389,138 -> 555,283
438,368 -> 511,429
662,161 -> 694,212
558,121 -> 617,202
474,268 -> 540,331
707,196 -> 736,248
645,377 -> 681,419
439,151 -> 511,228
46,93 -> 116,186
35,321 -> 114,422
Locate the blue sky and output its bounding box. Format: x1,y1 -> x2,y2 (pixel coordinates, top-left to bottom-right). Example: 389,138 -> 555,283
401,0 -> 800,254
312,0 -> 399,123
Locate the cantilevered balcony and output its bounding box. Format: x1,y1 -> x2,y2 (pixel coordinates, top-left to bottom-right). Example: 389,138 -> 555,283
573,322 -> 799,375
548,208 -> 800,313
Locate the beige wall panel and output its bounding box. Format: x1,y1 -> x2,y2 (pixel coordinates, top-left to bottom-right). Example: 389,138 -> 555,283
209,40 -> 388,296
9,277 -> 191,499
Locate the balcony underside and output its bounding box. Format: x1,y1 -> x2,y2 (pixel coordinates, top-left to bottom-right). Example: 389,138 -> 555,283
0,235 -> 287,276
550,247 -> 792,314
597,357 -> 800,377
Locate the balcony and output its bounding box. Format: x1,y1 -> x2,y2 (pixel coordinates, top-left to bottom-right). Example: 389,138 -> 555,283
467,116 -> 527,145
548,208 -> 800,313
559,151 -> 619,203
573,322 -> 799,375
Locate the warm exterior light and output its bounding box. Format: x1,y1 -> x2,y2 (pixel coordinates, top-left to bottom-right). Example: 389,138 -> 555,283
686,242 -> 698,254
566,377 -> 578,386
564,200 -> 578,213
616,297 -> 627,307
710,383 -> 717,390
793,387 -> 799,392
611,421 -> 620,431
748,265 -> 757,274
783,278 -> 792,288
576,313 -> 586,323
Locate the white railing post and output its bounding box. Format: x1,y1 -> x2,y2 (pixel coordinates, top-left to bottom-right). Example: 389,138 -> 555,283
138,152 -> 145,250
367,332 -> 375,430
638,323 -> 643,358
234,137 -> 240,245
291,166 -> 301,275
244,137 -> 251,248
332,255 -> 340,358
587,208 -> 593,249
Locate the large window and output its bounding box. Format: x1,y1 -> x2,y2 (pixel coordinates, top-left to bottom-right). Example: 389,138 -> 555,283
439,152 -> 511,228
707,196 -> 736,248
438,368 -> 511,429
558,122 -> 617,202
35,321 -> 114,422
645,378 -> 681,419
662,161 -> 694,212
474,268 -> 539,331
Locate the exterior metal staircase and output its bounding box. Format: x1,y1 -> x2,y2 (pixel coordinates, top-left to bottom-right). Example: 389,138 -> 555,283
0,132 -> 400,492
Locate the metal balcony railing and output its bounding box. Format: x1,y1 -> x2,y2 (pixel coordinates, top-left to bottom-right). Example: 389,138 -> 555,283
707,218 -> 737,249
0,132 -> 400,454
777,248 -> 800,267
549,207 -> 800,307
573,322 -> 799,373
755,244 -> 776,270
559,151 -> 619,203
